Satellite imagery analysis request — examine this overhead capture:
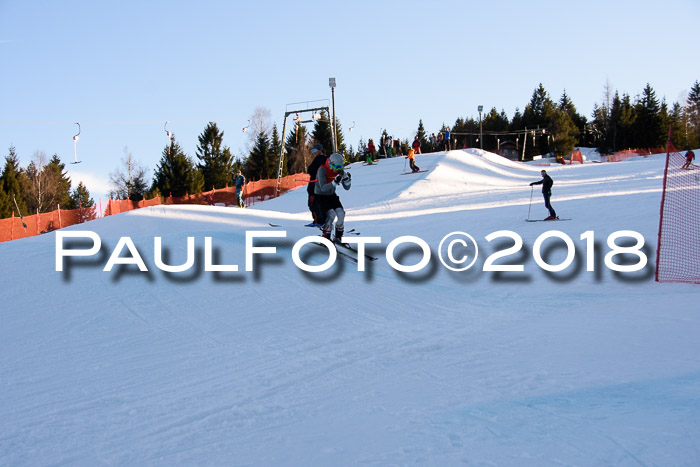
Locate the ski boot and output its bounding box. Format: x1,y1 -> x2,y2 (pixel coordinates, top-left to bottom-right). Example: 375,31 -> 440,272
333,227 -> 345,244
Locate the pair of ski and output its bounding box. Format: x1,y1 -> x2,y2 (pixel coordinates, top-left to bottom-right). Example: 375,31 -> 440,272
312,239 -> 379,263
401,169 -> 428,175
525,218 -> 571,222
266,223 -> 376,263
268,222 -> 361,236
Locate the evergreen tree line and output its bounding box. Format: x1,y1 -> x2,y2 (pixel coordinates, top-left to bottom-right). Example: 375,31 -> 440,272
0,147 -> 94,220
131,115 -> 353,202
4,80 -> 698,219
438,81 -> 700,160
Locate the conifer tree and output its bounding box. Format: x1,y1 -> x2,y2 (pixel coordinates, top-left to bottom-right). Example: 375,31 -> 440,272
333,117 -> 347,155
270,123 -> 283,176
668,102 -> 686,148
591,102 -> 610,153
311,111 -> 335,153
70,181 -> 94,208
511,108 -> 524,133
633,83 -> 664,149
559,91 -> 587,144
523,84 -> 551,126
616,93 -> 637,151
482,108 -> 509,132
0,147 -> 27,218
416,120 -> 428,149
245,129 -> 272,179
45,154 -> 72,209
659,99 -> 671,145
285,122 -> 310,174
196,122 -> 234,189
152,137 -> 204,197
0,181 -> 8,219
345,144 -> 356,162
482,108 -> 510,151
545,102 -> 578,156
354,138 -> 367,163
70,181 -> 97,221
685,80 -> 700,147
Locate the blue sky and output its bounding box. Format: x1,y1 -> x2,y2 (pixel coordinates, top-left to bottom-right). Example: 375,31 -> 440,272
1,0 -> 699,200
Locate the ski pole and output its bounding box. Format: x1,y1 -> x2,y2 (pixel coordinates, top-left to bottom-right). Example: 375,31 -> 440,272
527,186 -> 534,220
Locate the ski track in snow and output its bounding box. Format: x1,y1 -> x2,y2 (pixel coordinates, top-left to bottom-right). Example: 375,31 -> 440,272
1,149 -> 700,465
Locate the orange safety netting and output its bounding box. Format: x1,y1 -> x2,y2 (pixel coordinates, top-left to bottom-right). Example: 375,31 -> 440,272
0,173 -> 311,243
600,148 -> 663,163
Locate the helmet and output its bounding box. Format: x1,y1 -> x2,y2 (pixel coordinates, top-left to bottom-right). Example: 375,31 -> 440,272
328,152 -> 344,171
311,143 -> 324,153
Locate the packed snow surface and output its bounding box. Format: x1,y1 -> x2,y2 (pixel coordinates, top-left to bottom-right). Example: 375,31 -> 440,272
1,149 -> 699,465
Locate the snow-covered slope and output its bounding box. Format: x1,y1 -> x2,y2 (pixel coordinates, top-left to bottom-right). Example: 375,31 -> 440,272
1,149 -> 699,465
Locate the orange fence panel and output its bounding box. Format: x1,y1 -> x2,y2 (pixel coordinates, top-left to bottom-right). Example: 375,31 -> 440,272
2,172 -> 311,243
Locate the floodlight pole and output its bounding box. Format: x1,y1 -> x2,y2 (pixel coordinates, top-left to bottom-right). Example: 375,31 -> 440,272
478,105 -> 483,149
329,77 -> 337,153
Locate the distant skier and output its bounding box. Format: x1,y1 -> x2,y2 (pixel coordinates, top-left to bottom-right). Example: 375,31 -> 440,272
234,170 -> 245,208
530,169 -> 557,220
682,149 -> 695,169
412,136 -> 422,154
393,138 -> 402,157
406,148 -> 420,173
443,127 -> 451,151
367,139 -> 377,164
380,133 -> 388,157
315,152 -> 351,242
306,143 -> 328,227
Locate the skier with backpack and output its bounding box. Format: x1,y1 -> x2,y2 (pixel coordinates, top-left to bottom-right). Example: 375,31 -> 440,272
315,152 -> 351,242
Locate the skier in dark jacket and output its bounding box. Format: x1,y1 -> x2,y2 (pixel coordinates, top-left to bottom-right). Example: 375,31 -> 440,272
315,152 -> 351,242
530,170 -> 557,220
234,170 -> 245,208
306,143 -> 328,226
682,149 -> 695,169
412,136 -> 422,154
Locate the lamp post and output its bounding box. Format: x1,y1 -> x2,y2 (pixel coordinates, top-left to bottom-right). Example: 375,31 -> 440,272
329,77 -> 337,153
478,105 -> 483,149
